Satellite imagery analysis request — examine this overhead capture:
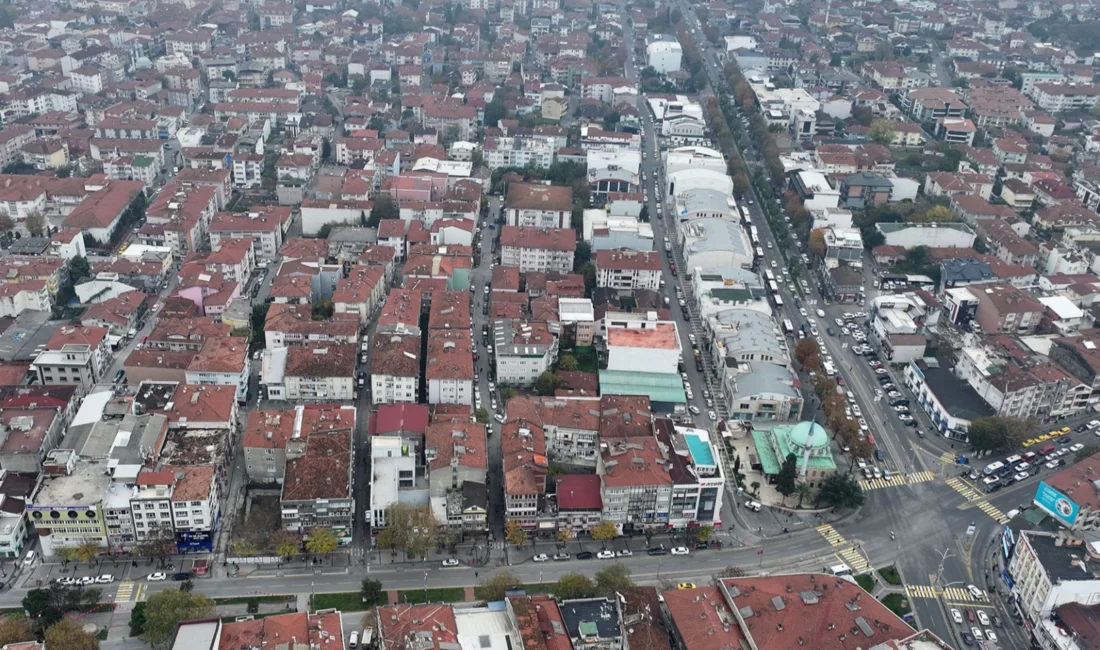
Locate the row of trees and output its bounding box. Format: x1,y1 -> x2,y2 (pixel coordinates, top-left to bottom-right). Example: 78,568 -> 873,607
474,563 -> 634,602
232,526 -> 341,558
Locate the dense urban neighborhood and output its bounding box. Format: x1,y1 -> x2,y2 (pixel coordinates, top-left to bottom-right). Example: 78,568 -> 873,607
1,0 -> 1100,648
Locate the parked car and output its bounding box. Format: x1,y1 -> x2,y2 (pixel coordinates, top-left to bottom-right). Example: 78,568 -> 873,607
442,558 -> 460,567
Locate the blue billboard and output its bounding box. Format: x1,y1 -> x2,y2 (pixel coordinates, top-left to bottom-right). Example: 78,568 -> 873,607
1035,481 -> 1080,527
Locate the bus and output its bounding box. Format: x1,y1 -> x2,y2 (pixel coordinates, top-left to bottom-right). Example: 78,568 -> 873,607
749,227 -> 759,245
741,206 -> 751,223
774,295 -> 784,307
764,269 -> 775,283
782,319 -> 794,335
983,461 -> 1006,476
768,280 -> 779,294
822,361 -> 837,376
755,246 -> 764,259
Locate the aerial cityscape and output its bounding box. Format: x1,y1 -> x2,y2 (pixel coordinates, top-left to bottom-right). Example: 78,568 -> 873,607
0,0 -> 1097,648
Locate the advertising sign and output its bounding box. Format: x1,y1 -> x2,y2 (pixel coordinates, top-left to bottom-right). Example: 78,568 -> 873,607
1035,481 -> 1080,527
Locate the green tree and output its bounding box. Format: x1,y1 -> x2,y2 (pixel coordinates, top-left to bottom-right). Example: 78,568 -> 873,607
372,195 -> 400,227
534,371 -> 567,396
44,619 -> 99,650
914,205 -> 953,222
557,355 -> 579,371
129,602 -> 147,637
815,472 -> 866,510
594,563 -> 633,597
360,578 -> 386,607
475,407 -> 490,424
475,571 -> 522,601
776,453 -> 799,499
74,540 -> 98,563
305,527 -> 340,555
694,526 -> 713,542
867,120 -> 896,145
555,573 -> 596,599
574,241 -> 592,267
967,416 -> 1035,453
794,482 -> 813,509
141,589 -> 215,649
0,614 -> 33,646
272,529 -> 300,559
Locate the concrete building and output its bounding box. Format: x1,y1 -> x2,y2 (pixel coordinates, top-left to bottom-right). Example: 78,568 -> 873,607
646,35 -> 683,74
594,250 -> 661,291
876,222 -> 977,250
500,226 -> 575,274
493,320 -> 558,386
280,405 -> 355,545
904,357 -> 996,441
504,183 -> 572,229
370,332 -> 421,404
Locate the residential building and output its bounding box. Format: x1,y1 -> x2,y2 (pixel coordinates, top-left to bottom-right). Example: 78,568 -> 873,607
594,250 -> 661,291
493,320 -> 558,386
280,405 -> 355,545
500,226 -> 576,273
370,332 -> 421,404
904,357 -> 996,441
504,183 -> 572,229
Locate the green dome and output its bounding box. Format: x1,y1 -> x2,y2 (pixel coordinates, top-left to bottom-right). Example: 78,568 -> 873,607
788,421 -> 829,451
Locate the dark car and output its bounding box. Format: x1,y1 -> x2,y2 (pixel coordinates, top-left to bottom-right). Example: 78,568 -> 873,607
647,546 -> 667,556
1060,437 -> 1073,445
172,572 -> 194,581
576,551 -> 594,560
960,632 -> 975,646
1076,424 -> 1088,432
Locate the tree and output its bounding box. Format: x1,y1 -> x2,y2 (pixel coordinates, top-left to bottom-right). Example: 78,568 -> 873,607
0,614 -> 33,647
129,602 -> 148,637
74,540 -> 98,563
718,565 -> 747,578
504,520 -> 528,547
321,139 -> 332,162
574,241 -> 592,267
556,529 -> 574,548
360,578 -> 385,607
794,482 -> 813,509
732,173 -> 751,198
694,525 -> 713,542
272,529 -> 301,559
475,407 -> 490,424
794,339 -> 820,364
141,589 -> 215,649
1076,443 -> 1100,462
867,120 -> 896,146
375,504 -> 438,560
534,371 -> 567,396
475,571 -> 522,601
557,355 -> 579,372
914,205 -> 953,222
305,527 -> 339,555
0,213 -> 13,232
594,563 -> 633,596
967,416 -> 1034,453
776,453 -> 799,499
23,212 -> 46,238
815,472 -> 866,510
372,195 -> 399,227
555,573 -> 596,599
590,521 -> 617,548
135,531 -> 177,565
44,619 -> 99,650
808,229 -> 827,258
578,262 -> 596,296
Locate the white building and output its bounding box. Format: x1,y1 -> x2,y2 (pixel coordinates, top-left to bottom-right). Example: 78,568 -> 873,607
370,333 -> 421,404
493,320 -> 558,386
876,222 -> 977,250
368,436 -> 423,527
680,218 -> 754,270
1008,530 -> 1100,649
594,249 -> 662,291
646,37 -> 683,74
504,183 -> 572,229
823,227 -> 864,269
606,322 -> 681,375
426,337 -> 474,406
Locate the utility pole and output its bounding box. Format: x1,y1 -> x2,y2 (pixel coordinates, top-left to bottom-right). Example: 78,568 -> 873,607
933,546 -> 955,588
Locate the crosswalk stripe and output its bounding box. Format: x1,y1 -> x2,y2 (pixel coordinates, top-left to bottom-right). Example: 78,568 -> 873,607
907,471 -> 935,484
939,451 -> 955,464
837,548 -> 871,572
816,524 -> 845,547
946,477 -> 985,501
859,471 -> 937,491
115,581 -> 135,603
906,584 -> 938,599
977,501 -> 1010,524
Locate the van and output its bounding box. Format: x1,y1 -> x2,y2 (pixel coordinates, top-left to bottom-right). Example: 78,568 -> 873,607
23,550 -> 34,566
826,563 -> 853,577
349,630 -> 359,649
1022,451 -> 1038,463
1039,444 -> 1056,456
1005,454 -> 1022,466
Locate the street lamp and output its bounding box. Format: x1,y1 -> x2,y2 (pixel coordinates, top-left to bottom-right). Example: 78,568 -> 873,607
424,571 -> 429,603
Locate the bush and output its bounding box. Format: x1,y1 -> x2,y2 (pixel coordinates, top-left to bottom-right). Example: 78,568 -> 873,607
878,566 -> 902,586
246,598 -> 260,614
854,574 -> 876,593
129,602 -> 147,637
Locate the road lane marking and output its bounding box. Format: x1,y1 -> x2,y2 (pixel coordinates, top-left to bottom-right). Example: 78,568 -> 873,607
135,583 -> 147,602
836,548 -> 872,573
858,471 -> 936,491
946,477 -> 985,502
906,584 -> 938,599
941,586 -> 989,602
939,451 -> 956,464
976,500 -> 1010,524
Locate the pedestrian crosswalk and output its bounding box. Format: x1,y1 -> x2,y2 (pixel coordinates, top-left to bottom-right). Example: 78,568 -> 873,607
836,547 -> 872,573
859,471 -> 937,491
115,581 -> 135,603
816,524 -> 844,547
942,587 -> 989,603
946,477 -> 985,502
977,500 -> 1010,524
906,584 -> 938,599
939,451 -> 956,465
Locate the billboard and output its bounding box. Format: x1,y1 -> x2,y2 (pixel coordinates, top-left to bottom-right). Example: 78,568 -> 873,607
1035,481 -> 1080,527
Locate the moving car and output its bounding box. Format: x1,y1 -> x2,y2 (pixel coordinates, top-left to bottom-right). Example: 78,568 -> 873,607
676,583 -> 697,590
442,558 -> 460,567
966,584 -> 984,599
533,554 -> 549,562
147,573 -> 167,581
670,546 -> 690,556
576,551 -> 594,560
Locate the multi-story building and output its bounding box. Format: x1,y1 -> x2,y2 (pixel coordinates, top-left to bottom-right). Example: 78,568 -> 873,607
1031,83 -> 1100,112
493,320 -> 558,386
594,250 -> 661,291
424,421 -> 488,530
904,357 -> 996,441
266,344 -> 357,401
209,207 -> 289,260
484,137 -> 555,170
971,282 -> 1045,334
27,452 -> 111,557
500,226 -> 576,273
184,338 -> 250,404
504,184 -> 572,229
280,405 -> 355,545
426,334 -> 474,406
1008,529 -> 1100,642
33,326 -> 110,396
599,436 -> 672,533
370,332 -> 421,404
242,408 -> 296,484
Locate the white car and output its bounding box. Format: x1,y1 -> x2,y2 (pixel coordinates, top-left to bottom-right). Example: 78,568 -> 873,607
770,260 -> 777,268
966,584 -> 984,599
1013,472 -> 1029,482
532,554 -> 549,562
494,414 -> 505,423
1045,460 -> 1059,470
951,609 -> 963,624
688,405 -> 701,415
442,558 -> 460,567
1071,443 -> 1085,452
78,576 -> 96,586
852,405 -> 862,417
597,550 -> 615,560
708,411 -> 717,421
971,627 -> 983,640
985,630 -> 997,643
55,577 -> 76,586
835,318 -> 844,327
976,611 -> 990,626
95,575 -> 114,584
147,572 -> 167,581
1089,420 -> 1100,429
616,549 -> 633,557
670,546 -> 690,556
